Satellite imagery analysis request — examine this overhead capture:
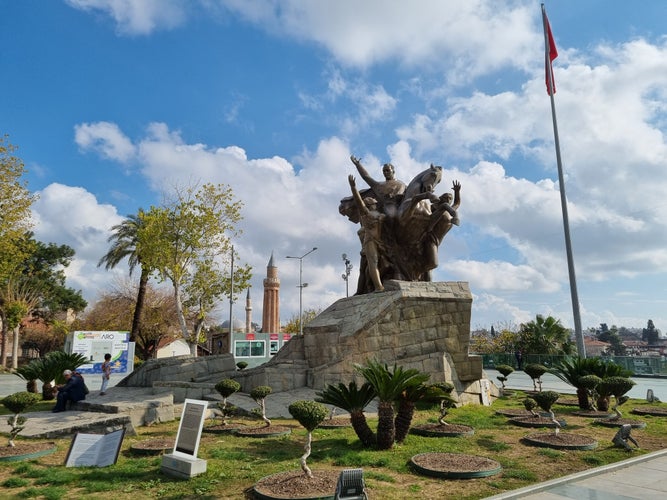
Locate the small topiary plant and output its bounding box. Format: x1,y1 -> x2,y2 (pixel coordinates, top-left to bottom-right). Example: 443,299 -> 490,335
530,390 -> 561,434
522,397 -> 539,417
236,361 -> 248,370
495,364 -> 515,391
524,363 -> 548,392
214,379 -> 241,426
599,376 -> 636,420
578,374 -> 602,410
2,391 -> 40,447
250,385 -> 272,427
288,400 -> 328,478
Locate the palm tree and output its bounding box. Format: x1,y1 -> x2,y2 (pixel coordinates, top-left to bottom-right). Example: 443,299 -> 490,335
551,356 -> 603,409
98,211 -> 149,342
315,381 -> 377,448
393,376 -> 434,443
519,314 -> 575,355
356,360 -> 425,450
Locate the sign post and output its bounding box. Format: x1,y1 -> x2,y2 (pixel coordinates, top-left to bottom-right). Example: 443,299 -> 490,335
160,399 -> 208,478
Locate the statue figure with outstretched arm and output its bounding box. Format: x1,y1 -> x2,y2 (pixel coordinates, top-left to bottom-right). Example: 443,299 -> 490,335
349,175 -> 386,292
350,155 -> 406,218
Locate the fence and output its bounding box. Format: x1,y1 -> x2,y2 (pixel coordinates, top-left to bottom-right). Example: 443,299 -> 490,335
475,353 -> 667,376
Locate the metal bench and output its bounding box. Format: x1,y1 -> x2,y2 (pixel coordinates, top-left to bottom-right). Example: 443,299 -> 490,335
334,468 -> 367,500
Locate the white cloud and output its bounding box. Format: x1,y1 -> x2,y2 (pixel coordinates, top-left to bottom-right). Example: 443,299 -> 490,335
31,183 -> 124,300
65,0 -> 188,35
74,122 -> 136,163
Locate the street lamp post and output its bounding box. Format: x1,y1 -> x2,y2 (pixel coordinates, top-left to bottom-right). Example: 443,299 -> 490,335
341,253 -> 353,297
286,247 -> 317,336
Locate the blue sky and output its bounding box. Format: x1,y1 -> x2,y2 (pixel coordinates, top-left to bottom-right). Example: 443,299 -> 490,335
3,0 -> 667,334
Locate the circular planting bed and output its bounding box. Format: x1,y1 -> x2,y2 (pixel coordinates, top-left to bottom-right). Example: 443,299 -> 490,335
203,423 -> 247,434
318,418 -> 351,429
495,408 -> 536,417
523,432 -> 598,450
0,442 -> 57,462
593,418 -> 646,429
236,425 -> 292,438
571,410 -> 613,418
555,398 -> 581,407
410,452 -> 502,479
509,416 -> 566,429
253,469 -> 340,500
411,423 -> 474,437
632,406 -> 667,417
130,438 -> 174,455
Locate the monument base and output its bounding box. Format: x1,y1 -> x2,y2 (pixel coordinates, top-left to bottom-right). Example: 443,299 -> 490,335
161,454 -> 207,479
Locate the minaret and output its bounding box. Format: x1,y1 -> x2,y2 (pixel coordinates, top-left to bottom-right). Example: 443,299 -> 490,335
245,288 -> 252,334
262,252 -> 280,333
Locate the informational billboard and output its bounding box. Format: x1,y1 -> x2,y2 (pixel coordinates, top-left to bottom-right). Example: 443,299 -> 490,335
67,331 -> 133,374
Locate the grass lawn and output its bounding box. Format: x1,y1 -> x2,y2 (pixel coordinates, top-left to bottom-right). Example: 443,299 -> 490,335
0,390 -> 666,499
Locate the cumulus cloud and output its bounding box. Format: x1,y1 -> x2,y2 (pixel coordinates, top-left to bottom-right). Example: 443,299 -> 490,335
31,183 -> 124,299
74,122 -> 136,163
65,0 -> 188,35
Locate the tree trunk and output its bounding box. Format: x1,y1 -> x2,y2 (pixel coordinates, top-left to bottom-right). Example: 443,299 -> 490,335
130,267 -> 149,343
376,401 -> 395,450
172,282 -> 196,357
12,325 -> 20,369
576,387 -> 590,409
394,400 -> 415,443
350,411 -> 376,448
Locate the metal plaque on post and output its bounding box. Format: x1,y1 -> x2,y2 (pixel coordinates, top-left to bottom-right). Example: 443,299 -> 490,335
161,398 -> 208,478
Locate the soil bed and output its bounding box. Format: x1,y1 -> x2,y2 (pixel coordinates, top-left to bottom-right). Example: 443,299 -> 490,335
523,432 -> 598,450
571,410 -> 613,418
203,423 -> 247,434
236,425 -> 292,437
509,416 -> 565,428
318,418 -> 351,429
555,398 -> 581,407
253,469 -> 340,499
632,406 -> 667,416
129,438 -> 174,455
411,452 -> 502,479
0,442 -> 57,461
593,418 -> 646,429
411,423 -> 474,437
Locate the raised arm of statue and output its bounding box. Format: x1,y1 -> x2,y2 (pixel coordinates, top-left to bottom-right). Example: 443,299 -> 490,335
350,155 -> 376,188
452,180 -> 461,210
349,175 -> 369,217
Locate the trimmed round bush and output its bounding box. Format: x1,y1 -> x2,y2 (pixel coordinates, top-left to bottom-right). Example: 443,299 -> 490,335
496,364 -> 515,377
524,363 -> 548,380
215,379 -> 241,398
236,361 -> 248,370
578,374 -> 602,391
599,376 -> 636,398
2,392 -> 39,414
288,400 -> 329,431
250,386 -> 272,401
522,397 -> 537,412
531,390 -> 560,412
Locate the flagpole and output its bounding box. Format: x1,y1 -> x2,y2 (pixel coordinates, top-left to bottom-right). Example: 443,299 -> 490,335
541,4 -> 586,358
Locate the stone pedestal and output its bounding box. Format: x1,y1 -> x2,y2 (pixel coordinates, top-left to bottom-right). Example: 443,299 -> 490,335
161,454 -> 207,479
234,281 -> 498,404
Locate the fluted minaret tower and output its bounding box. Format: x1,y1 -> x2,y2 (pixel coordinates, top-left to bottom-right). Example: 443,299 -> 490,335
245,288 -> 252,334
262,252 -> 280,333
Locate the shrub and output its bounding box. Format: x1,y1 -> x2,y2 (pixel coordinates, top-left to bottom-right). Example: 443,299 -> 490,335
250,385 -> 272,427
236,361 -> 248,370
524,363 -> 548,392
2,391 -> 39,447
288,400 -> 329,478
214,379 -> 241,425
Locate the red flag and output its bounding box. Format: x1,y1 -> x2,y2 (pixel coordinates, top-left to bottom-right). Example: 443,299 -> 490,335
543,10 -> 558,95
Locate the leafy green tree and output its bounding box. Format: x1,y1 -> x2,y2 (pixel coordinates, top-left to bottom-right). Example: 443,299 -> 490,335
282,308 -> 322,335
0,136 -> 36,367
138,183 -> 251,355
597,324 -> 626,355
98,211 -> 151,343
518,315 -> 574,355
288,400 -> 328,478
315,381 -> 377,448
1,234 -> 86,368
642,319 -> 659,345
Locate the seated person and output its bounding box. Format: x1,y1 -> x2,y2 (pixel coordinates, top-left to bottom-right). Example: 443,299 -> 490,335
52,369 -> 86,412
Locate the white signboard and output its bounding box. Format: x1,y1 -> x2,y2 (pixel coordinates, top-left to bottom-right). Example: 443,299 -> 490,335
65,429 -> 125,467
173,399 -> 208,459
